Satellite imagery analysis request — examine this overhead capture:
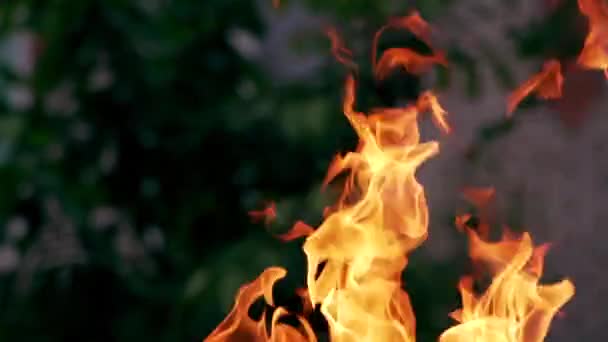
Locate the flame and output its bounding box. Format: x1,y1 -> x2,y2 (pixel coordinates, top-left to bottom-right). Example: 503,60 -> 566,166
455,213 -> 472,233
326,27 -> 358,72
442,189 -> 573,342
371,11 -> 447,80
207,15 -> 450,338
206,267 -> 316,342
507,60 -> 564,116
416,91 -> 451,134
249,202 -> 278,225
372,11 -> 438,69
577,0 -> 608,78
375,48 -> 448,80
461,187 -> 496,209
388,11 -> 434,47
206,10 -> 575,342
277,221 -> 315,242
460,187 -> 497,238
208,70 -> 446,341
440,228 -> 574,342
301,72 -> 446,342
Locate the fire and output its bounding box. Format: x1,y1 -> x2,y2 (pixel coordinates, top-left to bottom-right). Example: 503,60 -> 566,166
577,0 -> 608,78
205,267 -> 316,342
461,187 -> 495,211
327,27 -> 358,72
457,187 -> 496,237
440,223 -> 575,342
301,72 -> 445,341
249,202 -> 278,225
372,11 -> 447,80
441,188 -> 574,341
506,60 -> 563,116
277,221 -> 315,242
205,9 -> 576,342
374,48 -> 448,79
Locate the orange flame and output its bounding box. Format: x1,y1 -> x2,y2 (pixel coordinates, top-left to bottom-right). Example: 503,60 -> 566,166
371,12 -> 447,80
326,27 -> 358,72
388,11 -> 434,47
206,267 -> 316,342
455,213 -> 472,233
460,187 -> 497,238
440,228 -> 575,342
577,0 -> 608,78
372,11 -> 438,70
461,187 -> 496,209
301,71 -> 447,341
206,10 -> 575,342
416,91 -> 451,134
249,202 -> 278,225
442,191 -> 573,342
207,72 -> 447,341
375,48 -> 448,80
207,16 -> 451,337
507,60 -> 564,116
277,221 -> 315,242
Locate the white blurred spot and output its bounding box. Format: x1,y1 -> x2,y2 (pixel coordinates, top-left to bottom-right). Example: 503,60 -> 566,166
227,28 -> 262,61
0,245 -> 20,274
0,31 -> 36,78
90,206 -> 121,231
6,216 -> 28,242
88,63 -> 114,92
114,224 -> 152,273
5,84 -> 33,111
251,1 -> 326,84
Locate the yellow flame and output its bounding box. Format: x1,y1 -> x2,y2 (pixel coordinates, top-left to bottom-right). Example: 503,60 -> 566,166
302,73 -> 446,342
205,267 -> 316,342
577,0 -> 608,78
205,10 -> 575,342
439,224 -> 574,342
206,71 -> 447,341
